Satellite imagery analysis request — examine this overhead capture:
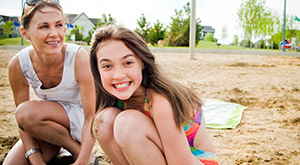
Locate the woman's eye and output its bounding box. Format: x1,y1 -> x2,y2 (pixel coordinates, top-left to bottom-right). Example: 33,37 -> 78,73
56,24 -> 63,27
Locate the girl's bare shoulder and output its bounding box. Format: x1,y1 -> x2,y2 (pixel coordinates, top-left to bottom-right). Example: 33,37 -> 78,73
148,89 -> 168,103
148,89 -> 172,115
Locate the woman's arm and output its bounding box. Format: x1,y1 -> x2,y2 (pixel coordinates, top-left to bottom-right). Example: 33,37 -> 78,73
8,55 -> 30,106
8,55 -> 46,164
151,93 -> 203,165
74,47 -> 96,164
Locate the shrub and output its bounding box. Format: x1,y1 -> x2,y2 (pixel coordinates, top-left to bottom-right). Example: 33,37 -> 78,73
204,32 -> 215,42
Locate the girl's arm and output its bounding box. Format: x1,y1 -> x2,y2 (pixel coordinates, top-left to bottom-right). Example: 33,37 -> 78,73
74,47 -> 96,164
151,93 -> 203,165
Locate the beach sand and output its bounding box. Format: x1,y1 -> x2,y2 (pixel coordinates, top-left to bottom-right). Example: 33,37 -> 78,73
0,48 -> 299,164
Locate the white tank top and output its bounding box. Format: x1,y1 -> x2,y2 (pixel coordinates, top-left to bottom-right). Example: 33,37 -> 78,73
18,44 -> 82,105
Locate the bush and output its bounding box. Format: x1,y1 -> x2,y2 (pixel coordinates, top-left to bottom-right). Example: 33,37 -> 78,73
240,39 -> 254,48
256,40 -> 265,49
65,25 -> 84,42
1,21 -> 14,39
270,42 -> 279,49
204,32 -> 215,42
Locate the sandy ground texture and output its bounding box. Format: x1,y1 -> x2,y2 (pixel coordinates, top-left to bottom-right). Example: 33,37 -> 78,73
0,48 -> 300,164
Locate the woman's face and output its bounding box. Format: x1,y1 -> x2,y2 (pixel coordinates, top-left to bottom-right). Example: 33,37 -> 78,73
22,6 -> 65,55
96,40 -> 144,100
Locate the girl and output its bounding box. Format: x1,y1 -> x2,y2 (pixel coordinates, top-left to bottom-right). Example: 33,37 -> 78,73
4,0 -> 96,164
90,25 -> 218,165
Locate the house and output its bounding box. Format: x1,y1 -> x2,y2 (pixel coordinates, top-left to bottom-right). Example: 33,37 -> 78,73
200,26 -> 215,40
65,12 -> 100,43
0,15 -> 21,38
66,12 -> 99,37
0,12 -> 99,39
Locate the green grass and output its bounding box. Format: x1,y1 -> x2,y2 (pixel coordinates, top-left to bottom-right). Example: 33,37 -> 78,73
0,37 -> 31,46
150,40 -> 253,50
196,40 -> 246,50
193,41 -> 282,52
0,38 -> 285,53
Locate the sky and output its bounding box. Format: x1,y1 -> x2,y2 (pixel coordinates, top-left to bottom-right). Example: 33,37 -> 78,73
1,0 -> 299,44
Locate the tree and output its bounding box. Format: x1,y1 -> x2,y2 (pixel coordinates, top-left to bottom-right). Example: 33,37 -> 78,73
285,15 -> 298,41
221,25 -> 228,41
294,30 -> 300,47
265,10 -> 280,49
148,20 -> 166,45
237,0 -> 267,49
232,35 -> 239,46
252,1 -> 268,49
135,13 -> 150,43
85,13 -> 116,44
271,13 -> 299,49
166,2 -> 202,46
98,13 -> 116,27
2,21 -> 14,39
270,11 -> 283,49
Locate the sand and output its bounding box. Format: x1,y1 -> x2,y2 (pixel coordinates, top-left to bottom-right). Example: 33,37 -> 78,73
0,48 -> 299,164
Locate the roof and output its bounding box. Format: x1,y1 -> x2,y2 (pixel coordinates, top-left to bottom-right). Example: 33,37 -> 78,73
65,14 -> 77,24
202,26 -> 215,33
1,12 -> 99,27
90,18 -> 99,25
0,15 -> 20,23
66,12 -> 99,25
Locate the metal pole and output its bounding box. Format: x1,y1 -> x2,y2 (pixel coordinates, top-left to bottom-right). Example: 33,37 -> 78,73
282,0 -> 286,52
21,0 -> 24,46
189,0 -> 196,60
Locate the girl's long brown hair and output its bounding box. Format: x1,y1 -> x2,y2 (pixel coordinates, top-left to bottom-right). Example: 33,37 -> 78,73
90,25 -> 202,128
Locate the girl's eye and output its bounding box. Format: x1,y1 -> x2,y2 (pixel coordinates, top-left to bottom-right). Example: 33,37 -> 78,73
102,64 -> 111,69
125,61 -> 134,66
39,25 -> 49,29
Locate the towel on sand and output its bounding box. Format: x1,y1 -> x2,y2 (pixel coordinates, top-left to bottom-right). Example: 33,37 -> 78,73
202,99 -> 247,129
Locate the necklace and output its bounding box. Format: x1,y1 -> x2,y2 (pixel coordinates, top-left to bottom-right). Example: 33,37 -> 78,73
144,90 -> 151,117
117,89 -> 151,117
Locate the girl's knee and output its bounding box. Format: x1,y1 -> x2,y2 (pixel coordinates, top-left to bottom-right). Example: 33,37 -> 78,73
114,110 -> 140,130
113,110 -> 146,146
92,107 -> 121,142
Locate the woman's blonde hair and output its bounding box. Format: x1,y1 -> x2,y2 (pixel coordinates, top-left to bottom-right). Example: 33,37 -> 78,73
21,0 -> 64,30
90,25 -> 202,128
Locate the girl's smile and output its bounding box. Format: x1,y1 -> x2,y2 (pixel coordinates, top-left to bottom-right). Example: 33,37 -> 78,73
96,40 -> 144,100
113,81 -> 131,91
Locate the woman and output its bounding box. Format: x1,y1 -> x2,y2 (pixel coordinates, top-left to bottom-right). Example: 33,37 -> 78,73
3,0 -> 96,164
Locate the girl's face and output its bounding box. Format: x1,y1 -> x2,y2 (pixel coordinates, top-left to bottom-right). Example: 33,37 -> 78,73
97,40 -> 144,100
21,6 -> 65,55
